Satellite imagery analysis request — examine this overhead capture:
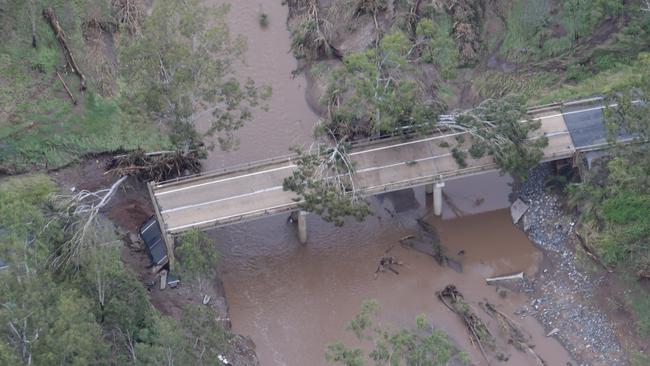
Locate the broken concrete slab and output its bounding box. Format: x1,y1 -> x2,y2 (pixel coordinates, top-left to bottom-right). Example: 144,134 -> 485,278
511,198 -> 529,224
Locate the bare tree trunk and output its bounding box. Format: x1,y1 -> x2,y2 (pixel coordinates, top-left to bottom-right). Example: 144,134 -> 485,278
29,0 -> 37,47
57,71 -> 77,105
43,7 -> 87,90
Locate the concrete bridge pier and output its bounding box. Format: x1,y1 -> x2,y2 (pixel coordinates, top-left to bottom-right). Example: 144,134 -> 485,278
433,182 -> 445,216
297,210 -> 308,244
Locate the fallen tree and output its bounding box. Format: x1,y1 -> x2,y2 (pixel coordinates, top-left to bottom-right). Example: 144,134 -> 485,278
47,176 -> 127,270
43,7 -> 86,90
482,302 -> 546,366
437,284 -> 494,365
283,139 -> 371,226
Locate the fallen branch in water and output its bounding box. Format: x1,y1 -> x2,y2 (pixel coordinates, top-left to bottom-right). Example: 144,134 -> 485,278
486,272 -> 524,284
437,285 -> 494,366
482,302 -> 546,366
43,7 -> 86,90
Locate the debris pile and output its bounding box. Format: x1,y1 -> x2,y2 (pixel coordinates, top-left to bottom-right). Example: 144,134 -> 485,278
106,150 -> 202,182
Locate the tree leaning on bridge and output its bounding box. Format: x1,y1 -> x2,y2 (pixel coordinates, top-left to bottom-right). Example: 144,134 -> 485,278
285,95 -> 548,225
448,95 -> 549,180
283,142 -> 371,226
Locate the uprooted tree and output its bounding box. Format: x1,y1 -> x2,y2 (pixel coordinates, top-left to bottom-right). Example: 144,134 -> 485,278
283,140 -> 371,226
119,0 -> 271,151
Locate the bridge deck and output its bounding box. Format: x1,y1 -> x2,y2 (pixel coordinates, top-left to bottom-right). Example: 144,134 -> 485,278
151,103 -> 601,235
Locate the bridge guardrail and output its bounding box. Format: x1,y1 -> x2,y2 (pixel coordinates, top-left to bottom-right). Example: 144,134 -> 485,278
155,153 -> 298,187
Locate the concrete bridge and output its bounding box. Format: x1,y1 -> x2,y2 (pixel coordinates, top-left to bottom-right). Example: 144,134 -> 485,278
147,97 -> 624,265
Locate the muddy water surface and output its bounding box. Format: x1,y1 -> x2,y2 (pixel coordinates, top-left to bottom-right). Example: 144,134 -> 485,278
198,1 -> 572,365
214,180 -> 572,365
200,0 -> 318,170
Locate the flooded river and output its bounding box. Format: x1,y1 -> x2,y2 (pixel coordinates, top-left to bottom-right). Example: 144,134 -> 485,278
201,0 -> 318,170
200,1 -> 572,365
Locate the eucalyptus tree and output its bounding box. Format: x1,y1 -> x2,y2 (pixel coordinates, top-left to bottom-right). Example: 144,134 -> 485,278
120,0 -> 270,150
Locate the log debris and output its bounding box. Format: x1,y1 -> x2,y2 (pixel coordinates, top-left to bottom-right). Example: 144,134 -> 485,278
437,285 -> 494,366
374,255 -> 403,278
56,71 -> 77,105
482,302 -> 546,366
43,7 -> 86,90
485,272 -> 524,284
106,149 -> 202,182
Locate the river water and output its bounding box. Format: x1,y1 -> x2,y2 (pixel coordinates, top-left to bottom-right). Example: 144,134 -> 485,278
201,1 -> 572,365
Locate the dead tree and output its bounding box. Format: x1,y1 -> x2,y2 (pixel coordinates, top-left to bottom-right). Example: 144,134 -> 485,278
47,176 -> 127,270
111,0 -> 144,35
43,7 -> 87,90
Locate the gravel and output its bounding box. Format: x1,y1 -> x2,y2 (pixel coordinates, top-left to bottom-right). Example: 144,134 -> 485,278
515,163 -> 625,366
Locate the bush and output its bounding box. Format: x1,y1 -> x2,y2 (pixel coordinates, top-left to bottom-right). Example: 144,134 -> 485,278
259,13 -> 269,27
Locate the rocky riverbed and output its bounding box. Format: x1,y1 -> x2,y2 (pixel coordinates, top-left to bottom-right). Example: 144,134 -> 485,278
515,163 -> 625,366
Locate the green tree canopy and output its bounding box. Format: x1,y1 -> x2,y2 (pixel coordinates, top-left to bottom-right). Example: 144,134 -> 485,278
326,300 -> 469,366
175,229 -> 220,293
120,0 -> 270,150
323,28 -> 442,139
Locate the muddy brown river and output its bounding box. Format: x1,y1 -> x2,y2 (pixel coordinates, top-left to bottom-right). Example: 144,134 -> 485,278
200,1 -> 573,365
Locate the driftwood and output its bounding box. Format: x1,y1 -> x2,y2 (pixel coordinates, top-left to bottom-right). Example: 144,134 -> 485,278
43,7 -> 86,90
437,285 -> 493,366
485,272 -> 524,284
106,149 -> 202,182
56,71 -> 77,105
374,247 -> 403,279
374,255 -> 402,278
483,302 -> 546,366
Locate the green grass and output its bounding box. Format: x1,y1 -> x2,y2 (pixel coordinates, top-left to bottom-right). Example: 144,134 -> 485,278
0,0 -> 170,173
499,0 -> 551,60
474,71 -> 558,101
531,53 -> 649,104
630,293 -> 650,337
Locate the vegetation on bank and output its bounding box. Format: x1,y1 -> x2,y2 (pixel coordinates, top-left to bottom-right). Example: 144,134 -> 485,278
326,300 -> 470,366
0,174 -> 233,364
567,60 -> 650,338
0,0 -> 269,174
0,0 -> 167,173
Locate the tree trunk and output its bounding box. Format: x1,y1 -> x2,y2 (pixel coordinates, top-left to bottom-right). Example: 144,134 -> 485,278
43,7 -> 86,90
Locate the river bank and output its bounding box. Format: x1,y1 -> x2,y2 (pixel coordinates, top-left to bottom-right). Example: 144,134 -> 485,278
48,156 -> 261,365
514,163 -> 627,365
